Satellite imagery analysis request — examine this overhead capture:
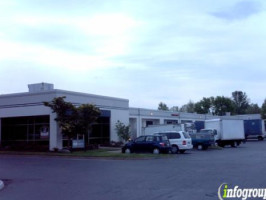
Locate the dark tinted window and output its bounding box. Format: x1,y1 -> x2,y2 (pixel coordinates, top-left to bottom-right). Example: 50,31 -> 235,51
146,136 -> 154,142
158,132 -> 180,139
135,136 -> 145,142
158,133 -> 167,138
146,121 -> 153,127
171,133 -> 181,139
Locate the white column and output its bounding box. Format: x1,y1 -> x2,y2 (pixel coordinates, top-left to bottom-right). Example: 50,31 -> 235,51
0,118 -> 2,145
160,118 -> 164,124
49,113 -> 62,151
137,117 -> 141,137
110,110 -> 129,142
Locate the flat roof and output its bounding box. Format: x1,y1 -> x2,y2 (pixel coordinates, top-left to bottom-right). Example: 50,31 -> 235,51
0,89 -> 128,102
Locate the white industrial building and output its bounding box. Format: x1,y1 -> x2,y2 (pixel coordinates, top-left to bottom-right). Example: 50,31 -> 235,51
0,83 -> 129,151
0,83 -> 261,151
129,108 -> 261,138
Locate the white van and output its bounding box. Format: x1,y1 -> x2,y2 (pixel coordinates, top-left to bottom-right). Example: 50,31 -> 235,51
155,131 -> 193,154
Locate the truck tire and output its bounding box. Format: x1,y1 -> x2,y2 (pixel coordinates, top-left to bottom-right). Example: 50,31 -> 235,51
231,141 -> 237,148
202,145 -> 208,150
218,143 -> 225,148
197,144 -> 203,150
258,136 -> 264,141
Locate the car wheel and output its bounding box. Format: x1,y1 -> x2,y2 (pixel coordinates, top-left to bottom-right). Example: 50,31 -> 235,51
171,145 -> 178,154
197,144 -> 203,150
153,148 -> 160,154
125,148 -> 131,154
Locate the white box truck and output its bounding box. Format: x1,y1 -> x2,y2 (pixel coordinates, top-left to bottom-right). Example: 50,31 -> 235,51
204,119 -> 245,147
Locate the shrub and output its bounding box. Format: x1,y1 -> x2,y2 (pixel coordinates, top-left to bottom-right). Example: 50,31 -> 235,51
115,121 -> 131,142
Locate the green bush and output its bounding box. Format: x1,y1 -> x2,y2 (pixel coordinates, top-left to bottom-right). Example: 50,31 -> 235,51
115,121 -> 131,142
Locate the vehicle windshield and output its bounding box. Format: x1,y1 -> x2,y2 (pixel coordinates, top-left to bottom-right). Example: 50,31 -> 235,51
183,132 -> 191,138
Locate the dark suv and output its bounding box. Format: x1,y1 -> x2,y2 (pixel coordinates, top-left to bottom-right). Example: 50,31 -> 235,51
121,135 -> 171,154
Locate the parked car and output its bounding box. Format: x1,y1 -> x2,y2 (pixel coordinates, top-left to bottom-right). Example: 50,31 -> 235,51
121,135 -> 171,154
156,131 -> 193,154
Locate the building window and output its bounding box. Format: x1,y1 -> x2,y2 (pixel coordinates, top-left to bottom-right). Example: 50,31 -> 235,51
1,115 -> 50,150
146,121 -> 153,127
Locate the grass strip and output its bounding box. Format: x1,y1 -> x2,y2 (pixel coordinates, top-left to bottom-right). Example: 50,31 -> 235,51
0,149 -> 174,159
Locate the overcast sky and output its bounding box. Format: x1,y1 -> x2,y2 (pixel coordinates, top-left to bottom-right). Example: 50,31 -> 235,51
0,0 -> 266,109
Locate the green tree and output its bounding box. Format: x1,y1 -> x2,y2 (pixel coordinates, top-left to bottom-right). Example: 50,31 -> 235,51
76,104 -> 101,148
213,96 -> 235,116
261,99 -> 266,119
44,97 -> 100,149
115,120 -> 131,142
194,97 -> 214,114
158,102 -> 169,111
44,96 -> 77,147
179,100 -> 195,113
232,91 -> 250,114
246,103 -> 261,114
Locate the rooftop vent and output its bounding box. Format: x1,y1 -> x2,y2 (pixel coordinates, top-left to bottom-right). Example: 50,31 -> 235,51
28,83 -> 54,93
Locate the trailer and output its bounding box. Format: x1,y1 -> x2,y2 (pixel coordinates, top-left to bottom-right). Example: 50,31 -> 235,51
244,119 -> 266,141
194,121 -> 205,132
204,119 -> 245,147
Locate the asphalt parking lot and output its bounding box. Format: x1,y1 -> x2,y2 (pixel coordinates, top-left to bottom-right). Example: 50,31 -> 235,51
1,140 -> 266,200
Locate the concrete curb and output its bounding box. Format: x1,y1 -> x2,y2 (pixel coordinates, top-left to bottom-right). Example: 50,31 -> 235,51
0,180 -> 4,190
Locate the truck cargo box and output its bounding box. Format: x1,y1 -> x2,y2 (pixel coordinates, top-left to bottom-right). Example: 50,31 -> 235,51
194,121 -> 205,132
244,119 -> 266,140
205,119 -> 245,141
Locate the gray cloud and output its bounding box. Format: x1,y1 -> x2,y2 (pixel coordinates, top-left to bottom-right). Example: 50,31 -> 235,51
211,1 -> 262,20
1,0 -> 266,108
22,28 -> 89,52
